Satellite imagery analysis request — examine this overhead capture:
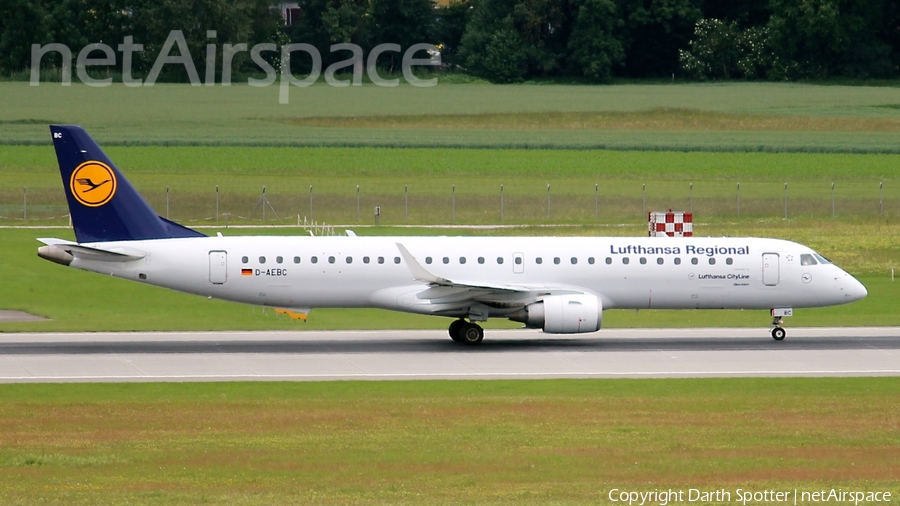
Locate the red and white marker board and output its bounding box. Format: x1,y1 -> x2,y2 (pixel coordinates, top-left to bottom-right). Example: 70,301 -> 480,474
649,211 -> 693,237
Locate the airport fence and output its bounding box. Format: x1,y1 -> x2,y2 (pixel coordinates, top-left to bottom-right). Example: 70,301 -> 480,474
0,181 -> 896,227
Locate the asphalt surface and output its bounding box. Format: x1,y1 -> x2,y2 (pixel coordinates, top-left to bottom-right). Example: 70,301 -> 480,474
1,327 -> 898,382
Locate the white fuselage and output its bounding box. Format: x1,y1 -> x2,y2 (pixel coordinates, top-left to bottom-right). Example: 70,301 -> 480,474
67,235 -> 867,325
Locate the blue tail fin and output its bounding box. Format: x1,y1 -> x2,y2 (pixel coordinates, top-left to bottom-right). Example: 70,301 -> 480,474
50,125 -> 205,243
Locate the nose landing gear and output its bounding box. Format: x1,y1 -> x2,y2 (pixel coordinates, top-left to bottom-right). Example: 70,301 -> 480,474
770,308 -> 792,341
771,324 -> 786,341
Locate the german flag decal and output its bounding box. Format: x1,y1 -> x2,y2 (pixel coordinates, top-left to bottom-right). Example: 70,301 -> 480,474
241,269 -> 253,276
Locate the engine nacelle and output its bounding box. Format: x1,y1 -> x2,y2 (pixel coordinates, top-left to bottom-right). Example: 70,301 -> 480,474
510,294 -> 602,334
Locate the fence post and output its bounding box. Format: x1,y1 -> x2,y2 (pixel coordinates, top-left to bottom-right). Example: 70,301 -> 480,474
262,186 -> 266,221
215,185 -> 219,222
831,183 -> 835,218
547,184 -> 551,219
23,187 -> 27,221
500,184 -> 504,222
356,185 -> 360,222
689,183 -> 693,214
166,186 -> 169,219
736,183 -> 740,217
452,185 -> 456,222
595,183 -> 599,218
309,186 -> 313,220
404,185 -> 408,221
879,182 -> 883,217
642,184 -> 646,217
783,183 -> 788,219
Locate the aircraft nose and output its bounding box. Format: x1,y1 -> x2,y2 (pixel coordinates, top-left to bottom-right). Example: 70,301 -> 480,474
842,274 -> 867,302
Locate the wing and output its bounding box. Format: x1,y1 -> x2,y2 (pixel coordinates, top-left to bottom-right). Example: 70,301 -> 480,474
394,243 -> 588,316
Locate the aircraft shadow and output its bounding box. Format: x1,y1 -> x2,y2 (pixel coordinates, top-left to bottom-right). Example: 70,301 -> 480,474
1,336 -> 898,355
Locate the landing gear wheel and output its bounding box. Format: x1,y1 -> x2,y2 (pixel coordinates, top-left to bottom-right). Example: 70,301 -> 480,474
771,327 -> 786,341
448,319 -> 465,342
457,322 -> 484,345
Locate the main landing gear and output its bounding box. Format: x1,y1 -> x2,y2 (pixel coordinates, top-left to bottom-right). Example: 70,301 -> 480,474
448,319 -> 484,345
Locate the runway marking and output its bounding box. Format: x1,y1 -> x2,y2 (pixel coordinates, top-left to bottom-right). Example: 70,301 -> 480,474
3,370 -> 900,381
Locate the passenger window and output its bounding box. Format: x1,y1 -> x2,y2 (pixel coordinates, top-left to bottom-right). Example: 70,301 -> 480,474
691,258 -> 698,265
536,257 -> 543,264
425,257 -> 433,264
363,256 -> 370,264
377,256 -> 384,264
640,257 -> 647,264
726,258 -> 733,265
656,257 -> 663,265
293,256 -> 300,264
623,257 -> 630,265
515,257 -> 522,265
346,256 -> 353,264
571,257 -> 577,265
497,257 -> 504,264
394,257 -> 400,264
674,258 -> 681,265
478,257 -> 485,264
242,256 -> 249,264
605,257 -> 612,265
443,257 -> 449,264
553,257 -> 560,265
709,258 -> 716,265
311,256 -> 318,264
459,257 -> 466,264
800,254 -> 817,266
588,257 -> 595,265
259,256 -> 266,264
328,256 -> 335,264
276,256 -> 283,264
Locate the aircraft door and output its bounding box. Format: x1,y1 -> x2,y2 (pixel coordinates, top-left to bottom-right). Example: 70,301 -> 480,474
209,251 -> 227,284
762,253 -> 779,286
513,252 -> 525,274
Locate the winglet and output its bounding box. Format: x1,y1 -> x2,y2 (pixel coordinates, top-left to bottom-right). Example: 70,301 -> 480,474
396,243 -> 451,285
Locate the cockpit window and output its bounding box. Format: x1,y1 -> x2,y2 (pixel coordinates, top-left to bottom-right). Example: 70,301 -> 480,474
800,254 -> 818,266
813,253 -> 831,264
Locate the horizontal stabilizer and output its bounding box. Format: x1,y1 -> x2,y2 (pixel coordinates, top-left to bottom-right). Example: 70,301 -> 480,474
37,238 -> 145,262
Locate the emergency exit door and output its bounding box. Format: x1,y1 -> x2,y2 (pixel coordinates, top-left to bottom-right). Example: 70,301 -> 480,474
762,253 -> 779,286
209,251 -> 227,284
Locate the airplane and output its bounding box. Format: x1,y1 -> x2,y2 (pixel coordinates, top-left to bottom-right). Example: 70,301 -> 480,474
37,125 -> 868,344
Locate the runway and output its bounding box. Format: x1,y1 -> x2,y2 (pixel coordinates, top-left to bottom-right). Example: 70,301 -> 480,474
1,327 -> 898,382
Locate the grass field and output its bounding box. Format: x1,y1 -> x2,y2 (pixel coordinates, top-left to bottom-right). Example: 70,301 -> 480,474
1,224 -> 896,333
0,378 -> 897,505
3,82 -> 900,151
1,146 -> 897,225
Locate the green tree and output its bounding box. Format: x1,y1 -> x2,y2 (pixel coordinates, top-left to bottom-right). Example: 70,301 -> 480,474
458,0 -> 568,80
700,0 -> 769,28
616,0 -> 702,77
768,0 -> 894,78
432,0 -> 478,67
289,0 -> 372,70
0,0 -> 53,74
371,0 -> 435,69
567,0 -> 623,80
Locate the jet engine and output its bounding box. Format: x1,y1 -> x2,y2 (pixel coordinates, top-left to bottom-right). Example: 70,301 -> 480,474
509,294 -> 602,334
